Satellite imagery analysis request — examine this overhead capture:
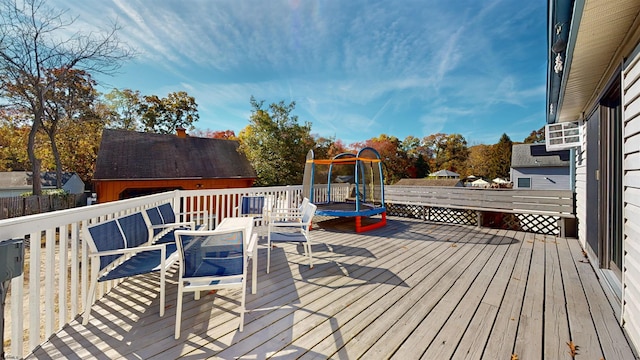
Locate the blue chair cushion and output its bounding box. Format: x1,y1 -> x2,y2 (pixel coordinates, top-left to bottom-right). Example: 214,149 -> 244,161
119,212 -> 149,248
88,221 -> 126,271
98,243 -> 177,282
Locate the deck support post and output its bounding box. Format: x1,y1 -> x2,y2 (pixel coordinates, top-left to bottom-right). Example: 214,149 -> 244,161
476,211 -> 483,228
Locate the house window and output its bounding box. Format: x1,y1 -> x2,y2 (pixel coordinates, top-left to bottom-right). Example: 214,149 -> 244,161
518,178 -> 531,188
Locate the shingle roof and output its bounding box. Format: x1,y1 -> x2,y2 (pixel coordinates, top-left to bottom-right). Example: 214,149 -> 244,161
429,169 -> 460,178
511,143 -> 570,168
93,129 -> 256,180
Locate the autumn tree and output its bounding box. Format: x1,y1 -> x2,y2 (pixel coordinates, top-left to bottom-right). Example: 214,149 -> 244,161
312,136 -> 347,160
351,134 -> 411,184
139,91 -> 199,134
0,110 -> 31,170
465,144 -> 492,178
238,97 -> 314,186
423,133 -> 469,174
402,135 -> 431,178
524,126 -> 545,143
40,68 -> 98,188
54,108 -> 106,183
488,133 -> 513,179
191,129 -> 237,139
0,0 -> 132,194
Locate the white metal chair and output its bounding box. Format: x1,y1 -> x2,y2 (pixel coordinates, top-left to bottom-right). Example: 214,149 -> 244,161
268,197 -> 309,222
267,202 -> 317,273
237,195 -> 269,226
174,228 -> 253,339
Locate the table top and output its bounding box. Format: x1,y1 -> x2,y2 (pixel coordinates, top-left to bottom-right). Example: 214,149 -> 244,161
217,216 -> 254,246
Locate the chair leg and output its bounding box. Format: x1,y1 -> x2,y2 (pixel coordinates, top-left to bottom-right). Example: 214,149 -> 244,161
159,265 -> 166,317
239,279 -> 247,332
82,279 -> 98,325
267,233 -> 271,274
175,283 -> 184,339
252,255 -> 257,294
307,241 -> 313,268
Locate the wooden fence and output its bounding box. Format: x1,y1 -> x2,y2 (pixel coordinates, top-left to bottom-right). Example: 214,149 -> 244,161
0,193 -> 86,219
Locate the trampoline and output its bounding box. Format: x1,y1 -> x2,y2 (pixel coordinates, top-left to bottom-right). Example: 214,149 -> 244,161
302,147 -> 386,232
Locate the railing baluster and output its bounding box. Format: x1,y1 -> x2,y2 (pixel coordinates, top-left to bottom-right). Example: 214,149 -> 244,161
70,222 -> 79,316
11,272 -> 24,357
28,231 -> 40,351
59,224 -> 68,326
45,228 -> 55,335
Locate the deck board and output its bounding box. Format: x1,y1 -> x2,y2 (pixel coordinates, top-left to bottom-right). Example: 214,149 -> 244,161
482,230 -> 531,359
567,238 -> 636,360
544,234 -> 571,360
25,217 -> 637,359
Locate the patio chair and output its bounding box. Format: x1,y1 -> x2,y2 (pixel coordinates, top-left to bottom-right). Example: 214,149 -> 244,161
268,197 -> 309,222
267,202 -> 317,273
174,228 -> 251,339
145,202 -> 205,244
236,195 -> 269,226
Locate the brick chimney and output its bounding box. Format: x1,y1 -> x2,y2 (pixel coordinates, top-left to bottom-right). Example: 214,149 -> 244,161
176,127 -> 187,138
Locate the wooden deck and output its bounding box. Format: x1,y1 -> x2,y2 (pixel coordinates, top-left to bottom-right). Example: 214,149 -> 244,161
27,217 -> 636,359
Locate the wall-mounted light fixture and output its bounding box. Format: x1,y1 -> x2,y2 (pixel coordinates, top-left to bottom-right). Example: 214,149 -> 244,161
552,23 -> 567,74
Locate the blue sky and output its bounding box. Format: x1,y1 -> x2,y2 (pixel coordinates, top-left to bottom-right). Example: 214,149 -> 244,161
53,0 -> 546,146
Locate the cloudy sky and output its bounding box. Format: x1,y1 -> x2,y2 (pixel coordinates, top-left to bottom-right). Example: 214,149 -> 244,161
51,0 -> 546,145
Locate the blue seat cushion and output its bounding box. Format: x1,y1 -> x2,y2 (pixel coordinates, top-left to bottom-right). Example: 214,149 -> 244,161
270,232 -> 308,243
98,243 -> 177,282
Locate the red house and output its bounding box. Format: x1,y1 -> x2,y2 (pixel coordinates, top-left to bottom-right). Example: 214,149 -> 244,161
92,128 -> 256,203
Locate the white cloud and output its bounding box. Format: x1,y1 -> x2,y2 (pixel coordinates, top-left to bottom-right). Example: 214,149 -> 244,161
46,0 -> 546,144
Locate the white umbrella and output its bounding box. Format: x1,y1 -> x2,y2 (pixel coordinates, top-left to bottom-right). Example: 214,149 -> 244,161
471,179 -> 490,187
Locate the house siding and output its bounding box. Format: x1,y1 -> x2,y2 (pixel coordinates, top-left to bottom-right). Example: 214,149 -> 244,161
94,178 -> 255,203
623,43 -> 640,350
511,167 -> 570,190
575,122 -> 588,252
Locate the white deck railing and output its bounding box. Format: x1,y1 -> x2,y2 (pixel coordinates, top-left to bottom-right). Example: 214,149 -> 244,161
0,186 -> 303,359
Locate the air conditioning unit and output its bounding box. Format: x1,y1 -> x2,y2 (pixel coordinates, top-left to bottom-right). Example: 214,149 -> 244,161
545,121 -> 582,151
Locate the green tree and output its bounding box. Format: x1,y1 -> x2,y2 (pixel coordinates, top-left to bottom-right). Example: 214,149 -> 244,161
0,0 -> 132,194
414,154 -> 430,178
139,91 -> 199,134
238,97 -> 314,186
103,88 -> 142,130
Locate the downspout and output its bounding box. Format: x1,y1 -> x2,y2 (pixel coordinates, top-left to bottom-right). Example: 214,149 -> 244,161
570,148 -> 576,193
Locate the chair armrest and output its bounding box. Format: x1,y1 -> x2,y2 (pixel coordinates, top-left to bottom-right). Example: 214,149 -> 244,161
151,221 -> 196,230
247,233 -> 258,257
268,220 -> 309,230
89,242 -> 169,258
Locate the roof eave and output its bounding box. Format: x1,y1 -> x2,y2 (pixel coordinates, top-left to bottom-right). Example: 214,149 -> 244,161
546,0 -> 584,124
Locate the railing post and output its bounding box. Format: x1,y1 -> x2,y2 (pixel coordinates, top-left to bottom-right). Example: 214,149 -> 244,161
476,211 -> 483,228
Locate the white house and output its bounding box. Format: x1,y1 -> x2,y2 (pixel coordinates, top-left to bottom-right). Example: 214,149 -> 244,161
547,0 -> 640,350
510,143 -> 571,190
